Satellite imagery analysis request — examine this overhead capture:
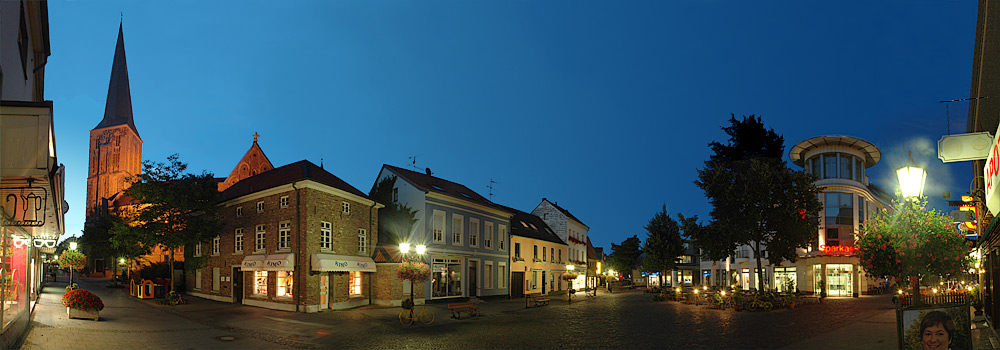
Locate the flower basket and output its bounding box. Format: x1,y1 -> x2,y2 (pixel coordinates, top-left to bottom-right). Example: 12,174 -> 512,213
561,273 -> 578,281
58,250 -> 87,271
63,289 -> 104,321
397,260 -> 431,283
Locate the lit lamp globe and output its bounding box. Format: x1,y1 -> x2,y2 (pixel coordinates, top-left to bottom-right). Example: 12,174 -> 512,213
896,151 -> 926,200
399,243 -> 410,254
415,245 -> 426,255
69,242 -> 77,251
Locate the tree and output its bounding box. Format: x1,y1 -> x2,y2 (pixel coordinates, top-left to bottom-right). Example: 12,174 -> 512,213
370,175 -> 419,246
642,205 -> 686,286
856,199 -> 971,304
608,235 -> 642,279
112,154 -> 224,292
690,116 -> 823,292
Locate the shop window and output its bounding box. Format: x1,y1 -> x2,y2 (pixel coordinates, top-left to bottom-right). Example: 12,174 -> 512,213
254,271 -> 268,295
349,271 -> 362,296
432,258 -> 463,298
276,271 -> 293,298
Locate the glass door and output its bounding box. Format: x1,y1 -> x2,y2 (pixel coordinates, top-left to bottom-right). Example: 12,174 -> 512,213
826,264 -> 853,297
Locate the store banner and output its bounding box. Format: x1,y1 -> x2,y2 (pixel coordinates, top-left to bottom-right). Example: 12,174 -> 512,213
0,186 -> 48,227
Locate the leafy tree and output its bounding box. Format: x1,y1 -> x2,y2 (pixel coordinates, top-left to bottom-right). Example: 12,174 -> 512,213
691,116 -> 823,291
112,154 -> 223,292
642,205 -> 686,286
370,175 -> 419,245
608,235 -> 642,279
856,199 -> 971,304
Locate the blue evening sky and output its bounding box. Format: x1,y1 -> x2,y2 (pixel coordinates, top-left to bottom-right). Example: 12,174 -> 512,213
46,1 -> 978,250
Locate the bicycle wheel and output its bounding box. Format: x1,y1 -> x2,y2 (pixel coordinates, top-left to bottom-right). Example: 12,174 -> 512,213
419,307 -> 435,324
399,309 -> 414,326
764,302 -> 773,311
748,301 -> 758,312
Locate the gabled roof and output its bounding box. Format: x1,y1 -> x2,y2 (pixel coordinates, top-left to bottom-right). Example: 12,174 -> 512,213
218,140 -> 275,191
541,198 -> 587,227
372,245 -> 402,263
94,23 -> 139,138
382,164 -> 500,211
586,238 -> 599,259
220,160 -> 370,202
498,204 -> 566,246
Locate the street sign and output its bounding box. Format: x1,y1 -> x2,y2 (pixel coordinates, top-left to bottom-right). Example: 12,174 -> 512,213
939,132 -> 994,162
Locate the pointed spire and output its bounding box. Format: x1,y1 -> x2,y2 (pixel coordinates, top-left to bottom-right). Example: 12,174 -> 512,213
95,23 -> 139,137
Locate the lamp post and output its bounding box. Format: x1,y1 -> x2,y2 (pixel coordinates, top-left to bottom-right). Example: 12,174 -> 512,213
400,243 -> 426,308
68,241 -> 78,285
566,264 -> 575,303
896,150 -> 927,306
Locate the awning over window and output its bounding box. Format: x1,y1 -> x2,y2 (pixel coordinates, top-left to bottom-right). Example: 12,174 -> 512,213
311,253 -> 377,272
241,254 -> 295,271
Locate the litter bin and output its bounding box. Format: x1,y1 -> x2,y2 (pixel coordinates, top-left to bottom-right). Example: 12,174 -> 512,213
153,285 -> 166,298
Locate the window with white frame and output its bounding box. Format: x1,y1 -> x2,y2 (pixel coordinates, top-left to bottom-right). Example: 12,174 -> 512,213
212,236 -> 220,255
278,222 -> 291,250
255,224 -> 266,252
469,218 -> 479,248
280,196 -> 289,208
543,246 -> 547,261
342,202 -> 350,214
499,263 -> 506,289
499,225 -> 506,250
234,229 -> 243,254
358,229 -> 367,255
452,214 -> 463,245
257,201 -> 264,213
253,271 -> 267,295
432,211 -> 445,243
320,222 -> 332,251
485,261 -> 493,289
484,222 -> 493,249
195,242 -> 202,257
236,207 -> 243,218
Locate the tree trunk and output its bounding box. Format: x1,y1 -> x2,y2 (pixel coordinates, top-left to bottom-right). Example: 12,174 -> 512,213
753,241 -> 765,292
168,249 -> 175,293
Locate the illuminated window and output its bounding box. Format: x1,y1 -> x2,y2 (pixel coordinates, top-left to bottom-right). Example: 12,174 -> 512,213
234,229 -> 243,254
254,271 -> 268,295
349,271 -> 362,296
276,271 -> 293,298
280,196 -> 289,208
320,222 -> 331,251
278,222 -> 291,250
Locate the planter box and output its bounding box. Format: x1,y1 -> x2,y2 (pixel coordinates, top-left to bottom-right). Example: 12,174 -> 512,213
67,307 -> 99,321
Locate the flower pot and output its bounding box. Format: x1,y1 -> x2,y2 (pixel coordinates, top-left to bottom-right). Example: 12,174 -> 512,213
789,302 -> 795,309
67,307 -> 99,321
685,300 -> 691,304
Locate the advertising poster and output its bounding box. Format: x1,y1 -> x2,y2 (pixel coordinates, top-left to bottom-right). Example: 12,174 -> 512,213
899,305 -> 972,350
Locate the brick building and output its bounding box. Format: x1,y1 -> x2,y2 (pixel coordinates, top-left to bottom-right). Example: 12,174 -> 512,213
187,144 -> 382,312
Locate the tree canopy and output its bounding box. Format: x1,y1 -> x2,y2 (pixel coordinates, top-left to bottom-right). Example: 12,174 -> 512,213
111,154 -> 223,291
642,205 -> 686,275
370,175 -> 419,246
608,235 -> 642,278
689,115 -> 822,291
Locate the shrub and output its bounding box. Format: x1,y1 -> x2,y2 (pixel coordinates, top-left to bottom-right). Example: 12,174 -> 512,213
137,262 -> 172,281
62,289 -> 104,311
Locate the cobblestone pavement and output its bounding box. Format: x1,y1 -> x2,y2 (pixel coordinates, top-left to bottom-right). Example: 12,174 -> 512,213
22,276 -> 903,349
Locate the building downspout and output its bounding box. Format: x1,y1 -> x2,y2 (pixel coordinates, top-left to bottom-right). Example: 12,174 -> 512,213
369,201 -> 376,305
293,181 -> 302,312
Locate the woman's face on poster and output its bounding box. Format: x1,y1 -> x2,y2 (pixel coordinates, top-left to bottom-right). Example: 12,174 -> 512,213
921,323 -> 950,350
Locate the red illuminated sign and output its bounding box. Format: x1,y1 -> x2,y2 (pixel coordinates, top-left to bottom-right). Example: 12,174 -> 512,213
819,245 -> 858,254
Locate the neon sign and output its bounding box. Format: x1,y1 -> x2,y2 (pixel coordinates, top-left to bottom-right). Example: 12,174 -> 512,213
819,245 -> 858,254
960,205 -> 978,230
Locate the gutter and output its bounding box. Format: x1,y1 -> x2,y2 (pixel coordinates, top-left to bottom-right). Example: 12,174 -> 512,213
293,180 -> 302,312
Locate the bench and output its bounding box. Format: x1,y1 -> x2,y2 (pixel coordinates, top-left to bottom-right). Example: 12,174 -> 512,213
447,302 -> 479,319
527,293 -> 550,307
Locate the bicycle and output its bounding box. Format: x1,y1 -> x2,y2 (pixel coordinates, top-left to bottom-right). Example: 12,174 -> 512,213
747,293 -> 773,312
398,301 -> 435,326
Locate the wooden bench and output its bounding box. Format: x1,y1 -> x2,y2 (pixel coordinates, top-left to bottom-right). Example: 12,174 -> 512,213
527,293 -> 550,307
447,302 -> 479,319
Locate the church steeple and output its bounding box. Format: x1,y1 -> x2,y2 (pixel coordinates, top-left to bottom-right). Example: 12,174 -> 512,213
94,23 -> 138,138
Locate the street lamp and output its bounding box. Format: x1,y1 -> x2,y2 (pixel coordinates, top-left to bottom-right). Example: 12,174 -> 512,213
399,243 -> 425,308
896,150 -> 927,306
69,241 -> 77,250
896,151 -> 927,200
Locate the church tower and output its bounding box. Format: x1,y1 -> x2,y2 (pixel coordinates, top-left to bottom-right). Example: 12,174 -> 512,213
86,23 -> 142,217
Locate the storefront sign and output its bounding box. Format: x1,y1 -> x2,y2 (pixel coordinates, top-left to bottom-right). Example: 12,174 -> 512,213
241,255 -> 266,271
819,245 -> 858,254
1,186 -> 48,227
984,128 -> 1000,215
311,253 -> 376,272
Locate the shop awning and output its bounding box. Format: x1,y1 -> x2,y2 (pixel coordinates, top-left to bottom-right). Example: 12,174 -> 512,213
240,254 -> 295,271
311,253 -> 377,272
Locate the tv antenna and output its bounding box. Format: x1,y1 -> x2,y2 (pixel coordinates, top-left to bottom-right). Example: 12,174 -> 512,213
408,155 -> 422,171
487,178 -> 500,200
